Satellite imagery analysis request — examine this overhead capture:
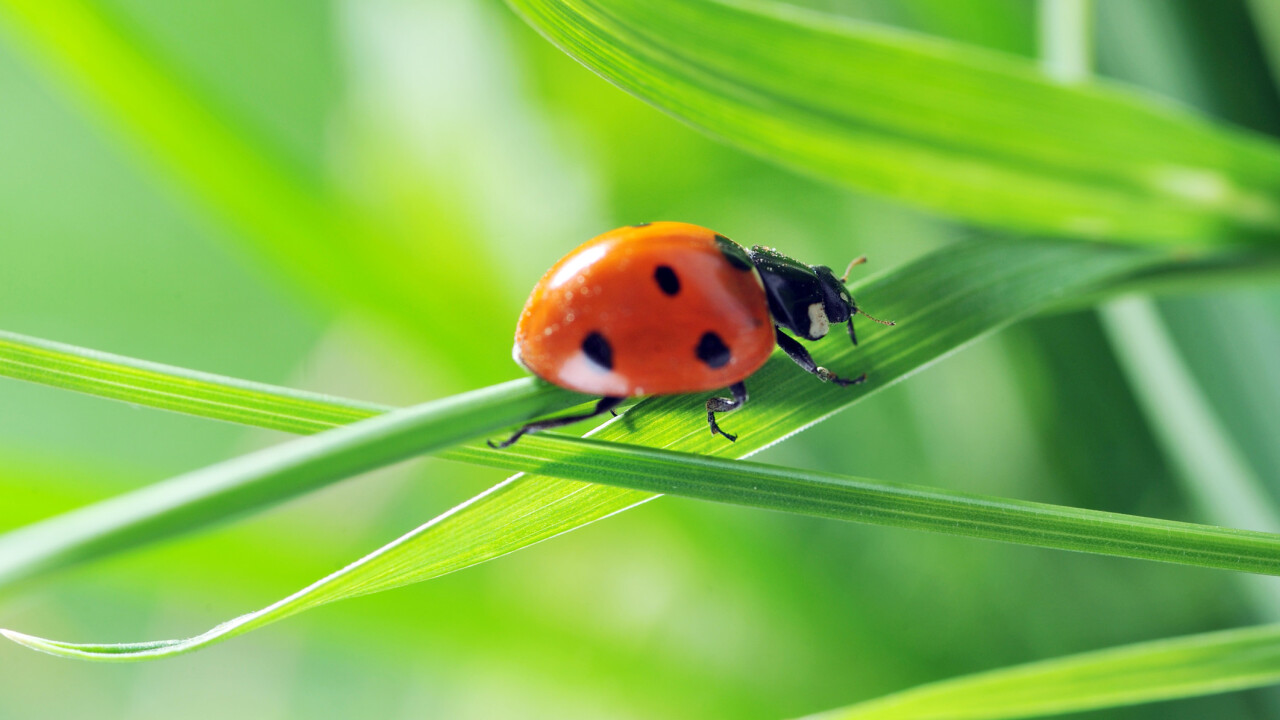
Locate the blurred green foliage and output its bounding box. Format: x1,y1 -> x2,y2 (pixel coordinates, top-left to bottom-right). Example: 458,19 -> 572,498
0,0 -> 1277,718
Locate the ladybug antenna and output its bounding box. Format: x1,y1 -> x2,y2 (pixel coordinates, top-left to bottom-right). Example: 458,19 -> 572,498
856,308 -> 896,326
839,255 -> 867,283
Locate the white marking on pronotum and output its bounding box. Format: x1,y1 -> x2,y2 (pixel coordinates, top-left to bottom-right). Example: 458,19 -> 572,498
807,302 -> 830,339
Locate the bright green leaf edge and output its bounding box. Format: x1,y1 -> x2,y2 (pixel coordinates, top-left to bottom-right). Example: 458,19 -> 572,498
4,237 -> 1279,662
507,0 -> 1280,242
803,623 -> 1280,720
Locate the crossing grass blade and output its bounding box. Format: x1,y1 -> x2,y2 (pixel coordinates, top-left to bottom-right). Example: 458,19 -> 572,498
506,0 -> 1280,243
800,624 -> 1280,720
0,331 -> 388,434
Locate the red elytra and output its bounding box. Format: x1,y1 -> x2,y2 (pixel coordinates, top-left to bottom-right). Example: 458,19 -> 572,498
513,221 -> 774,396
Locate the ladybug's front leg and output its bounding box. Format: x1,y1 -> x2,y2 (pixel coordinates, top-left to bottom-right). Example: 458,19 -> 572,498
706,381 -> 748,442
775,327 -> 865,387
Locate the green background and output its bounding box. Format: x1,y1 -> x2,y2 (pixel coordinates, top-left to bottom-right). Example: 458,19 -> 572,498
0,0 -> 1277,717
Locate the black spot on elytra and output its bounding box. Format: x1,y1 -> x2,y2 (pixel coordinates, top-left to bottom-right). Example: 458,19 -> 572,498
714,234 -> 753,272
654,265 -> 680,295
581,332 -> 613,371
630,222 -> 652,228
696,331 -> 731,369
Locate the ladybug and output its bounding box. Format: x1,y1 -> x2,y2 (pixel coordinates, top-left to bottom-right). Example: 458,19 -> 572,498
490,221 -> 893,448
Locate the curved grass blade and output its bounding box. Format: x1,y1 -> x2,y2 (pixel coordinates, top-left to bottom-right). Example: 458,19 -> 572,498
0,378 -> 587,586
13,427 -> 1280,660
0,236 -> 1186,660
801,624 -> 1280,720
507,0 -> 1280,242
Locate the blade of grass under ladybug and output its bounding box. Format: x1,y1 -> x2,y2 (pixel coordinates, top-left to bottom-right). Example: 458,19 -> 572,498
0,236 -> 1182,660
447,434 -> 1280,577
796,623 -> 1280,720
505,0 -> 1280,243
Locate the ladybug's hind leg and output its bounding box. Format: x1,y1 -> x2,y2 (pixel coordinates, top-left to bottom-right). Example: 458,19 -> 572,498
775,327 -> 866,387
488,396 -> 624,449
706,381 -> 748,442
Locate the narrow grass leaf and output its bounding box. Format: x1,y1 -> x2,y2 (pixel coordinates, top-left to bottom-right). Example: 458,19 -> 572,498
802,624 -> 1280,720
0,331 -> 387,434
445,434 -> 1280,576
507,0 -> 1280,242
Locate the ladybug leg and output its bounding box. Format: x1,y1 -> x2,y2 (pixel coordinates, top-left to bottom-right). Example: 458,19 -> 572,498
487,396 -> 624,449
775,327 -> 866,387
705,381 -> 748,442
847,317 -> 858,346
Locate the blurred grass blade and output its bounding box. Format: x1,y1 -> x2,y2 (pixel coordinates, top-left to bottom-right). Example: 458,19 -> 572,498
0,379 -> 586,586
801,624 -> 1280,720
507,0 -> 1280,242
1249,0 -> 1280,91
0,236 -> 1194,660
0,0 -> 515,381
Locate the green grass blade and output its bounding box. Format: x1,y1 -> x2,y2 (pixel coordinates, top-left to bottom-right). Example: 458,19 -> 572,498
0,236 -> 1193,661
802,624 -> 1280,720
507,0 -> 1280,242
0,379 -> 586,586
448,434 -> 1280,576
0,331 -> 388,434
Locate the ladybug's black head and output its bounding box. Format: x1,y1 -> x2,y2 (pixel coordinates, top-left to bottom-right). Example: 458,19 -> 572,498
748,247 -> 891,344
748,247 -> 855,341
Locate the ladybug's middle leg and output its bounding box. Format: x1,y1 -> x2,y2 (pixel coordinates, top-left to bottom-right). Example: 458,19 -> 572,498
775,327 -> 865,387
706,381 -> 748,442
488,396 -> 624,449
